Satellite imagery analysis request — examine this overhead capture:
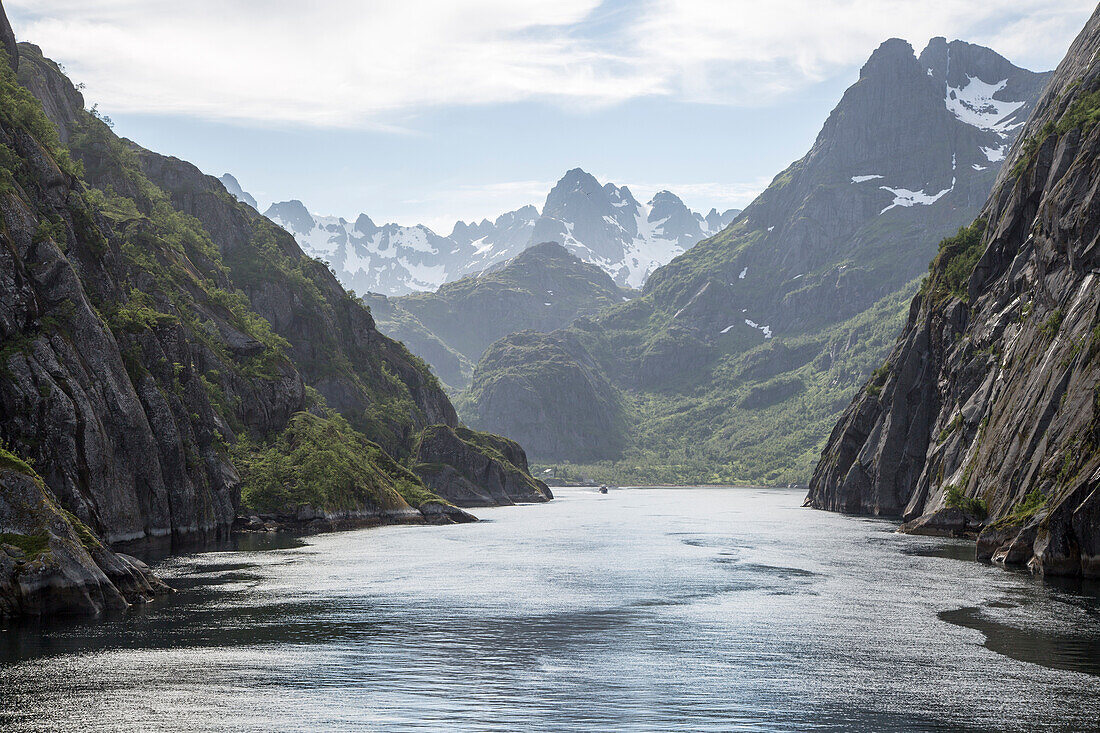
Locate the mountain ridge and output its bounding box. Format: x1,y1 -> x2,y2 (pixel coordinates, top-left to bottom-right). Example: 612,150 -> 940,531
262,170 -> 740,296
369,241 -> 634,390
462,35 -> 1050,485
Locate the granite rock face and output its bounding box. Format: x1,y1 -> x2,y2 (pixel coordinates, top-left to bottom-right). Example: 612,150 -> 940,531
464,330 -> 626,463
0,464 -> 167,619
808,7 -> 1100,578
0,1 -> 15,72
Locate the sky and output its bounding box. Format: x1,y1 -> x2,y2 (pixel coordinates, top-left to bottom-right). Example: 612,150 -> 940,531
6,0 -> 1096,232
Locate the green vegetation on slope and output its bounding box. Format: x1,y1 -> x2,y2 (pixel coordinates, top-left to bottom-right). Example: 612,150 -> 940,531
923,220 -> 987,302
233,410 -> 445,514
1013,81 -> 1100,178
373,242 -> 631,391
523,281 -> 918,486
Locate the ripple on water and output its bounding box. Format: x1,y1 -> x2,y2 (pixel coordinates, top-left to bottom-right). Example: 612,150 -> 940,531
1,486 -> 1099,732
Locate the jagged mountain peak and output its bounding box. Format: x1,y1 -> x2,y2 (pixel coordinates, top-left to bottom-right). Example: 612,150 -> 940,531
219,173 -> 258,211
808,5 -> 1100,577
271,169 -> 729,295
264,199 -> 314,235
859,38 -> 918,78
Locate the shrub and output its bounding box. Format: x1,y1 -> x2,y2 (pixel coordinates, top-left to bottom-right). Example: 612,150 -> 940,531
944,484 -> 988,519
924,220 -> 986,302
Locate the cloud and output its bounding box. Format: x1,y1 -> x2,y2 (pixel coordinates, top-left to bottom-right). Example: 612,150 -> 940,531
6,0 -> 1094,126
7,0 -> 663,126
629,0 -> 1095,104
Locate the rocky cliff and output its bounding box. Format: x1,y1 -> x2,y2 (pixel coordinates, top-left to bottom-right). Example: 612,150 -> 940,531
808,7 -> 1100,578
0,11 -> 548,618
464,37 -> 1048,484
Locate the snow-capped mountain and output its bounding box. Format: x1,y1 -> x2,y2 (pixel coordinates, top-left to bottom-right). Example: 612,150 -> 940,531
260,171 -> 738,296
264,200 -> 473,294
462,36 -> 1051,476
530,169 -> 736,288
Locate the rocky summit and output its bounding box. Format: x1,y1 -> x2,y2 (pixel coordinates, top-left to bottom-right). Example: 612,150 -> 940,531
263,169 -> 738,296
808,7 -> 1100,578
461,36 -> 1049,484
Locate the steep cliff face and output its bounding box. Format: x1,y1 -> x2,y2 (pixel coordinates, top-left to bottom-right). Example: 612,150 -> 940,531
808,8 -> 1100,578
0,14 -> 549,617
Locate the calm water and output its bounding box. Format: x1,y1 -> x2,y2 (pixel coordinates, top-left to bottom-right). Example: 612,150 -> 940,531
2,487 -> 1099,732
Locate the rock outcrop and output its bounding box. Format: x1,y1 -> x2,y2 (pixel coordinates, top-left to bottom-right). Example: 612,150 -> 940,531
413,426 -> 552,507
808,7 -> 1100,578
464,330 -> 626,462
1,458 -> 167,618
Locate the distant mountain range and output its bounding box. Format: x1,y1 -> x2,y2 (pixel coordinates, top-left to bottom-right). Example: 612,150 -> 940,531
246,170 -> 738,295
461,36 -> 1051,484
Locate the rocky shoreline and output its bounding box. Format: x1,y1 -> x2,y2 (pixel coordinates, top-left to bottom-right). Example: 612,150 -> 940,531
232,501 -> 477,535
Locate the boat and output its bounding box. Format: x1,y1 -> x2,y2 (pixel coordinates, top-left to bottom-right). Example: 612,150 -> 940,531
598,485 -> 609,494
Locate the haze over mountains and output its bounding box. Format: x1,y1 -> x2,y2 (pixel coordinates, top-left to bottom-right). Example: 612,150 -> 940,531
462,36 -> 1050,484
254,170 -> 739,296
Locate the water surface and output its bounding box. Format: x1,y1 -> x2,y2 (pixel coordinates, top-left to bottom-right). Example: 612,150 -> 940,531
2,487 -> 1099,731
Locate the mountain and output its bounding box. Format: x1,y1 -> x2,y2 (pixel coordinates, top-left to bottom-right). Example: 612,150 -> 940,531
808,8 -> 1100,578
462,36 -> 1049,485
0,18 -> 548,619
528,169 -> 737,288
219,173 -> 257,211
368,241 -> 633,390
265,171 -> 739,296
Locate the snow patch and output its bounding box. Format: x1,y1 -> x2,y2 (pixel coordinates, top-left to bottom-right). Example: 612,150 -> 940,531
745,319 -> 772,339
946,76 -> 1026,134
879,185 -> 952,215
851,175 -> 884,183
739,267 -> 748,280
981,145 -> 1006,162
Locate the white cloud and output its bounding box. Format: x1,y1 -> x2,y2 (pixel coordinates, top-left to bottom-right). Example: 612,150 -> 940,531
6,0 -> 1094,127
7,0 -> 663,126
